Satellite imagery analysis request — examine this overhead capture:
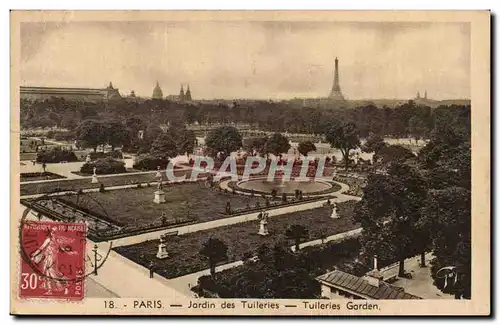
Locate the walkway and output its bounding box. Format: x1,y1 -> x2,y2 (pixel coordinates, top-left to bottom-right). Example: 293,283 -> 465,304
86,245 -> 189,299
20,161 -> 87,180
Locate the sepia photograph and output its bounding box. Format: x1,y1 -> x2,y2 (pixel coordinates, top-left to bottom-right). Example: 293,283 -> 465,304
10,10 -> 490,316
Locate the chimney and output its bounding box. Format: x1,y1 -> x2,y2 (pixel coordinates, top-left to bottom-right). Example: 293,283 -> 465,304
364,255 -> 383,287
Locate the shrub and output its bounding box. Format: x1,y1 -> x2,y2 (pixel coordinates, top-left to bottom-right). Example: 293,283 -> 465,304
36,147 -> 78,163
99,183 -> 105,192
282,193 -> 287,202
80,157 -> 126,175
133,154 -> 169,171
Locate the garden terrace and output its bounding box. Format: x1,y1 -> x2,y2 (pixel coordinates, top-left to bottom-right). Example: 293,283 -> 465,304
57,182 -> 266,237
20,171 -> 66,182
20,169 -> 205,196
114,201 -> 359,279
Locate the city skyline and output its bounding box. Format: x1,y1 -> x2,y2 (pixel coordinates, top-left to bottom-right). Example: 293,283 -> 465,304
20,21 -> 470,100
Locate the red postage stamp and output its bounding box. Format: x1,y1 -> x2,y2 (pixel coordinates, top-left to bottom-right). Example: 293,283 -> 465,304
19,220 -> 86,300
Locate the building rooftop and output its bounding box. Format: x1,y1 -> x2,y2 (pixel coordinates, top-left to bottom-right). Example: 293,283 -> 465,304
316,270 -> 421,300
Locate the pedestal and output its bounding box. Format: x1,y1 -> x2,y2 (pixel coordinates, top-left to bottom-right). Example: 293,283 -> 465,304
91,175 -> 99,184
154,190 -> 166,204
330,208 -> 339,219
156,243 -> 169,259
258,220 -> 269,236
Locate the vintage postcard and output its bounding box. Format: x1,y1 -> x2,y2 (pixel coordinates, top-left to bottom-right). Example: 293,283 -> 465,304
10,10 -> 490,316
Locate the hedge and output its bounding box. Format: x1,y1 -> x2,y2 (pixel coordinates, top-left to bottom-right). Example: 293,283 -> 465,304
80,157 -> 126,175
36,147 -> 78,163
132,154 -> 170,171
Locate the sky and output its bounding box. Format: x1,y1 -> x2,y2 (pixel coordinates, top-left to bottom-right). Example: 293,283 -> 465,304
20,21 -> 470,100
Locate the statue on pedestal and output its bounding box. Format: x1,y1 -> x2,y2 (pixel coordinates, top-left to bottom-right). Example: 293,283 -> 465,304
91,167 -> 99,184
154,181 -> 166,204
156,235 -> 169,259
330,203 -> 339,219
258,211 -> 270,236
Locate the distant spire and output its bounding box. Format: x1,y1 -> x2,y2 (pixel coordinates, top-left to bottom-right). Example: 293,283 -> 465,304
424,90 -> 427,99
180,84 -> 185,101
185,84 -> 192,101
416,91 -> 420,99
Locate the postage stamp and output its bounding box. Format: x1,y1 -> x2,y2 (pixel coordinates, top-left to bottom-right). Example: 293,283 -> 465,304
19,220 -> 86,300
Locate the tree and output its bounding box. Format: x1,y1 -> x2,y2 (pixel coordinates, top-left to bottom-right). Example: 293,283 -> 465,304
265,133 -> 291,157
285,224 -> 309,252
355,162 -> 428,277
205,126 -> 243,158
166,123 -> 196,156
377,145 -> 415,167
325,122 -> 360,170
297,141 -> 317,157
408,116 -> 429,144
75,120 -> 106,152
125,117 -> 146,135
104,121 -> 130,151
199,237 -> 228,277
424,187 -> 471,299
150,133 -> 178,159
419,128 -> 470,190
243,137 -> 268,156
362,134 -> 386,155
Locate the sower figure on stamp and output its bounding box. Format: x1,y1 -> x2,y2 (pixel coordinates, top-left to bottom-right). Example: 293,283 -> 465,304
30,227 -> 78,295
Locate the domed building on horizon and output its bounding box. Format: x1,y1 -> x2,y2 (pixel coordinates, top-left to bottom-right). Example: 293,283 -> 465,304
152,81 -> 163,99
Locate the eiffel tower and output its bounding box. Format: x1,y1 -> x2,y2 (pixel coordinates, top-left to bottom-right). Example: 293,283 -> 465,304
329,57 -> 345,100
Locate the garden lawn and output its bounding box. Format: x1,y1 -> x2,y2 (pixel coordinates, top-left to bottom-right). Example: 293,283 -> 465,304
114,201 -> 359,279
60,182 -> 266,228
20,169 -> 204,196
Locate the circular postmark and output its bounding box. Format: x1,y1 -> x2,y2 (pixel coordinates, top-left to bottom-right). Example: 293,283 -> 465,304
19,189 -> 114,286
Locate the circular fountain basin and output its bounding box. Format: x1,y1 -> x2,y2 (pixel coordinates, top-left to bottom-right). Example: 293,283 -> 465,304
235,177 -> 336,196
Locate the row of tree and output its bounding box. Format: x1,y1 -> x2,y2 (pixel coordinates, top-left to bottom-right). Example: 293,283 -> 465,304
21,96 -> 468,140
